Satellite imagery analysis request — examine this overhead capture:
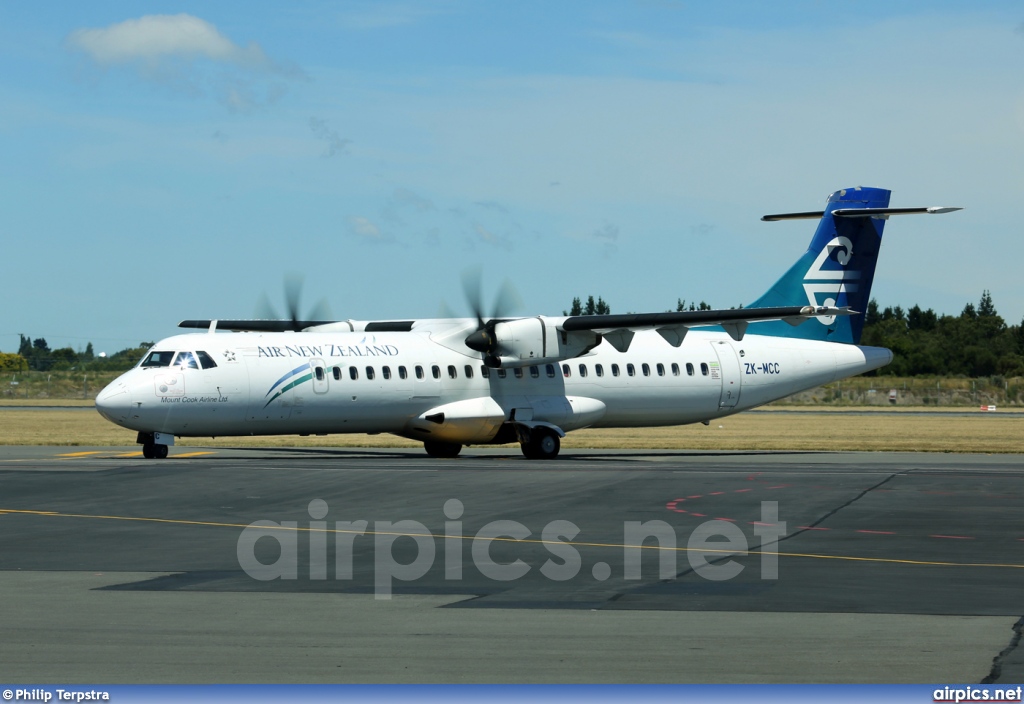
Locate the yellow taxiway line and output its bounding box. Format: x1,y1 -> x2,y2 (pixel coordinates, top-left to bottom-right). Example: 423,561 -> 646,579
0,507 -> 1021,570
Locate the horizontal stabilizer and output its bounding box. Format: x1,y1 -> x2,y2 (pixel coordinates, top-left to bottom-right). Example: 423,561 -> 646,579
763,206 -> 961,221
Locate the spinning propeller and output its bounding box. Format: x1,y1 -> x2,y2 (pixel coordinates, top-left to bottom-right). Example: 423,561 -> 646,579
256,273 -> 333,332
460,268 -> 522,367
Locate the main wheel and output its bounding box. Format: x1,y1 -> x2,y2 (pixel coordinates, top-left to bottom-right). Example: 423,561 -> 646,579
155,444 -> 169,459
424,441 -> 462,458
521,428 -> 560,460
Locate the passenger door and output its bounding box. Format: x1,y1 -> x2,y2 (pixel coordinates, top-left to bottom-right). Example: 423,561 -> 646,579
710,341 -> 742,409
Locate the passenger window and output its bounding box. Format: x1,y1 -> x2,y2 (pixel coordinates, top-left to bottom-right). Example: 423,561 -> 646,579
595,364 -> 604,377
671,363 -> 680,376
611,364 -> 620,377
578,364 -> 588,378
140,350 -> 175,368
657,363 -> 665,377
174,351 -> 198,369
333,366 -> 342,381
366,366 -> 375,380
562,364 -> 571,378
627,363 -> 635,377
196,351 -> 218,369
448,365 -> 457,379
546,364 -> 556,378
642,363 -> 651,377
530,366 -> 540,379
514,367 -> 523,379
432,365 -> 440,379
349,367 -> 359,380
497,369 -> 507,378
701,362 -> 709,376
399,366 -> 408,380
382,366 -> 391,380
465,365 -> 474,379
686,363 -> 695,376
481,366 -> 490,379
314,366 -> 325,381
415,365 -> 424,380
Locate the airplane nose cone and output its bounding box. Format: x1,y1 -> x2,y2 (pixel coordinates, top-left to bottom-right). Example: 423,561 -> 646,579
95,381 -> 133,425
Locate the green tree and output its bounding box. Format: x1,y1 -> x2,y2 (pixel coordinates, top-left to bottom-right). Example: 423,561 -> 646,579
49,347 -> 78,370
565,296 -> 609,316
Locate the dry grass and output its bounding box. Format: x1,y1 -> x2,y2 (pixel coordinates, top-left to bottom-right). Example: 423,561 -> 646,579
0,399 -> 95,407
2,407 -> 1022,453
564,415 -> 1024,453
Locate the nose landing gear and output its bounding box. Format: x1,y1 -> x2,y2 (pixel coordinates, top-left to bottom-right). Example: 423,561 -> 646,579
141,443 -> 169,459
137,431 -> 172,460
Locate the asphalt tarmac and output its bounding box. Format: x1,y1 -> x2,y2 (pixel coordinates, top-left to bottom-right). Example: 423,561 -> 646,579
1,445 -> 1021,683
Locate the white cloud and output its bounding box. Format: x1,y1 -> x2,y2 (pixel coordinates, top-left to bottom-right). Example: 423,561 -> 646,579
67,14 -> 270,68
349,216 -> 394,243
66,15 -> 303,111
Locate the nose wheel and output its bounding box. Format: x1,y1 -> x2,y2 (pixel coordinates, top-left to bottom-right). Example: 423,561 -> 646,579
142,443 -> 169,459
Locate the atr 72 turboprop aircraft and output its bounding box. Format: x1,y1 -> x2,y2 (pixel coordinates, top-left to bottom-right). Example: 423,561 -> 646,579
96,187 -> 959,459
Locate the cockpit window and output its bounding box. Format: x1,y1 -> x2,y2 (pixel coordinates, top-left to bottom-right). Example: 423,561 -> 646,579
196,351 -> 218,369
140,351 -> 175,368
174,351 -> 199,369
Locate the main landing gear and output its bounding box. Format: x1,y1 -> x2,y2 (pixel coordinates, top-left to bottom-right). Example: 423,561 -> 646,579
519,426 -> 561,460
423,441 -> 463,458
420,424 -> 563,460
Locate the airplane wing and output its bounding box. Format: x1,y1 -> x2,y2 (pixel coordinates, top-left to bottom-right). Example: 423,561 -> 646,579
561,305 -> 852,350
177,319 -> 416,333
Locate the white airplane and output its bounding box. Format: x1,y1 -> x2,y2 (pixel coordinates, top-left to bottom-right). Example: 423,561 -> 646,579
95,187 -> 960,460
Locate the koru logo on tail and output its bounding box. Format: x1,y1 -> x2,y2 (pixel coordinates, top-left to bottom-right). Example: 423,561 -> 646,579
803,236 -> 859,324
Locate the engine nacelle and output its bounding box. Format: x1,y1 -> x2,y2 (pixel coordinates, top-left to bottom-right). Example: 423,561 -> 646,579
407,396 -> 506,443
489,317 -> 601,369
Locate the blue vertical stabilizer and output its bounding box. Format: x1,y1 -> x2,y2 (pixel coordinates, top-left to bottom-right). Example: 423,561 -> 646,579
747,187 -> 891,344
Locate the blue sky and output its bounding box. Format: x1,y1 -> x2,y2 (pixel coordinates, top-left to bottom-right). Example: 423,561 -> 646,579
2,1 -> 1022,353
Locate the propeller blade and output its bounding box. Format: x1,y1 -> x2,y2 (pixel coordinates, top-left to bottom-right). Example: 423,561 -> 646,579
255,292 -> 279,320
458,268 -> 523,365
307,297 -> 333,324
283,273 -> 304,331
492,279 -> 523,320
460,267 -> 486,330
438,300 -> 458,319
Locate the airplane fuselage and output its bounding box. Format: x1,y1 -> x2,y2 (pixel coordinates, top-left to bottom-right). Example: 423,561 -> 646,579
96,326 -> 892,445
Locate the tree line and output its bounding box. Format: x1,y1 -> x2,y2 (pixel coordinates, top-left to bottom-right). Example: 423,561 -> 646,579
5,290 -> 1022,377
860,291 -> 1024,377
0,335 -> 153,373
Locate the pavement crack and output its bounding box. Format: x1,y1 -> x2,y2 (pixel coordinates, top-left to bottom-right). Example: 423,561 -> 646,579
786,472 -> 899,538
981,615 -> 1023,684
650,472 -> 902,584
